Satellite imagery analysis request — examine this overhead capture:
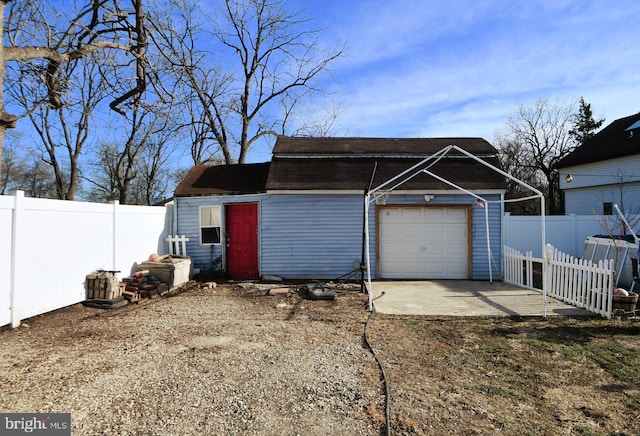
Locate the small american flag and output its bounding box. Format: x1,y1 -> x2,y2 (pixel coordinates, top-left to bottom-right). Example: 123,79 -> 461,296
473,199 -> 485,208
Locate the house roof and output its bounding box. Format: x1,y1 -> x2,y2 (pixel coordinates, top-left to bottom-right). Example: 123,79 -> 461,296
272,136 -> 497,157
266,156 -> 505,191
174,137 -> 507,196
174,163 -> 270,197
555,112 -> 640,168
267,137 -> 505,191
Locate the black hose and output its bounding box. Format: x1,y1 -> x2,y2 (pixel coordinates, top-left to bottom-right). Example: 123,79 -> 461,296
364,307 -> 391,436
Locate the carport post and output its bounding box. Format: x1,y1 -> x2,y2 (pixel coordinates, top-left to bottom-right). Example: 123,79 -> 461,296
364,192 -> 373,311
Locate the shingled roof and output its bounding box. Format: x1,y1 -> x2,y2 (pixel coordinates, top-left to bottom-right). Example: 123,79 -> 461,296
174,137 -> 507,196
174,163 -> 269,197
555,112 -> 640,168
267,137 -> 506,191
272,136 -> 497,156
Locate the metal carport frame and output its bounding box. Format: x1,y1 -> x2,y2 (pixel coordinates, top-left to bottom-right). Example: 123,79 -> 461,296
364,144 -> 547,313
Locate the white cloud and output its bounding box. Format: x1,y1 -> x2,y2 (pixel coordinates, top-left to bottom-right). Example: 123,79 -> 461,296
314,0 -> 640,141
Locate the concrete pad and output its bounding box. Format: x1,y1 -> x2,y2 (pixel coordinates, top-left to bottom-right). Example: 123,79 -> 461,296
367,280 -> 593,317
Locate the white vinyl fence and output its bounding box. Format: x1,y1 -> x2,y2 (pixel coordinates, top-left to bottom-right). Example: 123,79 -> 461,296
1,191 -> 172,328
503,213 -> 639,258
504,245 -> 615,318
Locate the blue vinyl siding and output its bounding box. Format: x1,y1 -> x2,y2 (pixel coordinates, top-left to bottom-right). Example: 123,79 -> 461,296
261,194 -> 372,279
175,191 -> 502,280
175,195 -> 266,272
471,200 -> 502,280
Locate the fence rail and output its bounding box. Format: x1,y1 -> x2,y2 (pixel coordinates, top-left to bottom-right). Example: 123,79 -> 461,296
504,245 -> 614,318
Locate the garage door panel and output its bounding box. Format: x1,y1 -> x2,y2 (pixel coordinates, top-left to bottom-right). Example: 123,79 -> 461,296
447,242 -> 467,256
379,206 -> 469,279
447,262 -> 468,275
424,226 -> 446,239
447,208 -> 467,219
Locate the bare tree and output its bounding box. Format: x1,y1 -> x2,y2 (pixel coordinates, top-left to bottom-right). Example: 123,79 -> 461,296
85,107 -> 154,205
137,129 -> 175,205
150,0 -> 343,165
86,142 -> 121,202
0,130 -> 23,194
1,131 -> 58,197
0,0 -> 149,181
9,56 -> 107,199
86,107 -> 176,205
497,97 -> 578,215
21,158 -> 57,198
494,134 -> 544,215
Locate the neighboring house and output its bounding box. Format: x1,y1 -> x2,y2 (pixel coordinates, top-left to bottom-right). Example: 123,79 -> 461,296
556,112 -> 640,216
174,137 -> 507,281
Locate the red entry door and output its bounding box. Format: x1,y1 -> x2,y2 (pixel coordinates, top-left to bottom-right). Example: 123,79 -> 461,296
225,203 -> 259,280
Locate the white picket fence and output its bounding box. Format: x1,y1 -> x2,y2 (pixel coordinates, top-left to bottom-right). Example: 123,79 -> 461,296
504,246 -> 539,291
504,245 -> 615,318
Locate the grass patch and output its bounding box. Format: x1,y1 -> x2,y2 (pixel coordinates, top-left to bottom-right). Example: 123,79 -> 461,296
375,315 -> 640,435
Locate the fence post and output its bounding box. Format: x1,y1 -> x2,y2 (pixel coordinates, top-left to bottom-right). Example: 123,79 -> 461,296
9,190 -> 25,328
542,244 -> 555,318
503,212 -> 511,250
111,200 -> 119,271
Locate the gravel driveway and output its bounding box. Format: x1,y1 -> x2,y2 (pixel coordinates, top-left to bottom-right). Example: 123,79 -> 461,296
0,283 -> 384,435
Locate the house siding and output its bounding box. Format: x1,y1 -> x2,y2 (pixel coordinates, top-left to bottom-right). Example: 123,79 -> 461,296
559,155 -> 640,216
261,194 -> 370,279
564,183 -> 640,216
559,155 -> 640,191
471,201 -> 503,280
176,191 -> 502,280
175,195 -> 267,272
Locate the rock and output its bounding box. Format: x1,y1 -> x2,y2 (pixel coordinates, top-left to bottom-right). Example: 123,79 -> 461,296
267,287 -> 289,296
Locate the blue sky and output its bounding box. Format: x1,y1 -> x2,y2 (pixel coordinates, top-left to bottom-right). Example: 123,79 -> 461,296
249,0 -> 640,161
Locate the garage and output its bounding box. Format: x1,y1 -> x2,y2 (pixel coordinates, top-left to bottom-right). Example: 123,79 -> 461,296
378,206 -> 470,279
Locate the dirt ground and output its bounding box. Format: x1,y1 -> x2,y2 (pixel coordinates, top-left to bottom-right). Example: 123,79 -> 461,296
1,281 -> 639,435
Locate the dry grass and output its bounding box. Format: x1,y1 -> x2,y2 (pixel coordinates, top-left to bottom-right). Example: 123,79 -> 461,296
367,315 -> 640,435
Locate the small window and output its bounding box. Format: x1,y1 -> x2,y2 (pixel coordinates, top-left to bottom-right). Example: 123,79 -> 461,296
603,202 -> 613,215
200,205 -> 221,244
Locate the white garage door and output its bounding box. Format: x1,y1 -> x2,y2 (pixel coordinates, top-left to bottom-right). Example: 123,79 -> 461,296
378,206 -> 469,279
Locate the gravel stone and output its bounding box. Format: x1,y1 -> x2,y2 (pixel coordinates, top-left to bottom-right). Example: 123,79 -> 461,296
0,283 -> 383,435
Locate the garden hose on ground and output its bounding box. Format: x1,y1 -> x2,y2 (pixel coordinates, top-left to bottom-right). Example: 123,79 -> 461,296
364,306 -> 391,436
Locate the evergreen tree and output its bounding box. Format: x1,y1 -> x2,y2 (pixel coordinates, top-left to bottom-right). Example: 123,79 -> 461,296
569,97 -> 605,145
